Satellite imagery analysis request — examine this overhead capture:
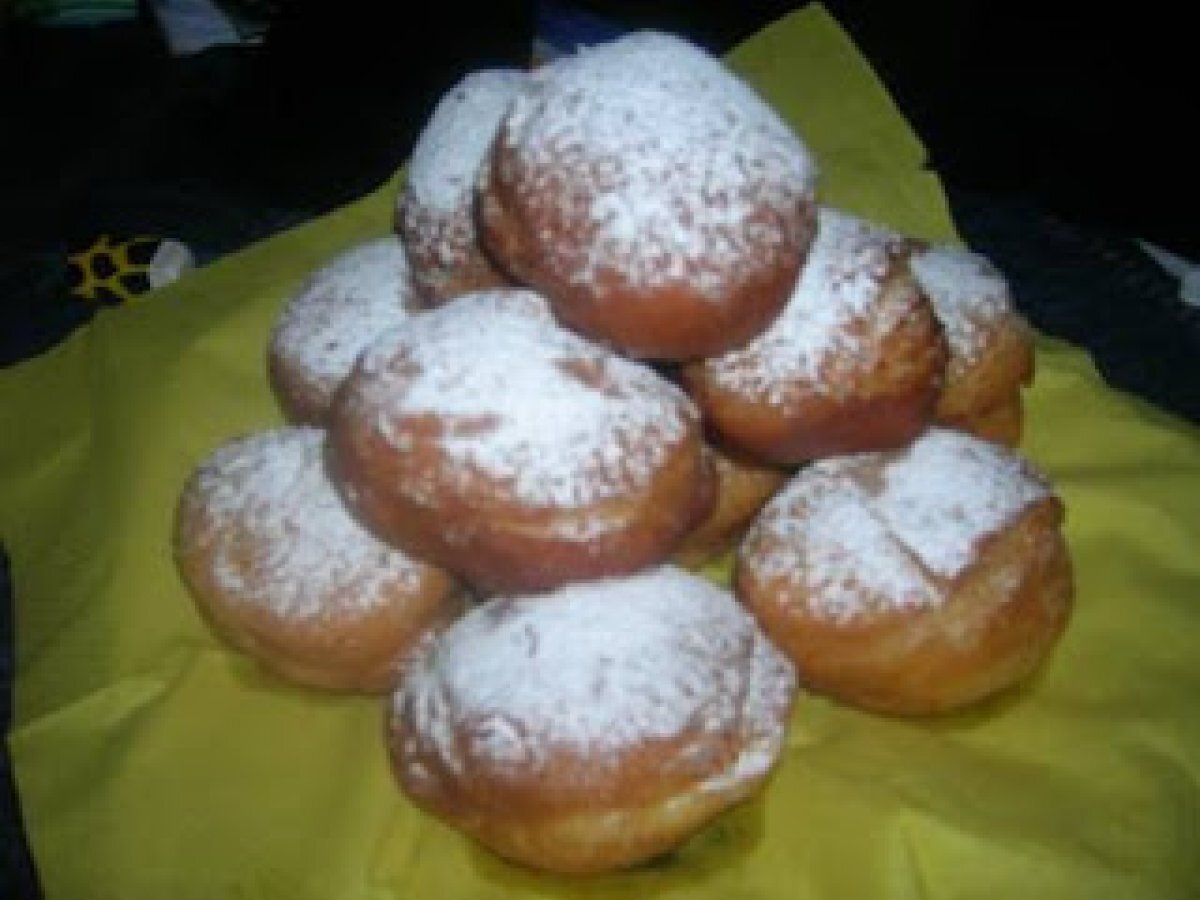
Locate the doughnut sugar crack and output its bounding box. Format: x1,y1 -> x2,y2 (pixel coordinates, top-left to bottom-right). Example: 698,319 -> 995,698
744,429 -> 1052,623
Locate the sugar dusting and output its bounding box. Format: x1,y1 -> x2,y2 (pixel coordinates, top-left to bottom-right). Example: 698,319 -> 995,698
876,428 -> 1048,576
746,428 -> 1049,620
909,244 -> 1013,367
399,69 -> 527,273
704,207 -> 910,403
187,427 -> 425,619
348,289 -> 698,507
396,566 -> 795,786
270,236 -> 416,387
495,31 -> 817,298
404,69 -> 528,218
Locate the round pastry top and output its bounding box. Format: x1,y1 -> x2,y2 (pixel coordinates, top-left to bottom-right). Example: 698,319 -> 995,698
402,68 -> 528,221
490,30 -> 818,298
178,427 -> 427,619
743,428 -> 1051,621
395,565 -> 796,783
701,207 -> 912,401
909,243 -> 1017,367
342,289 -> 699,507
270,236 -> 416,387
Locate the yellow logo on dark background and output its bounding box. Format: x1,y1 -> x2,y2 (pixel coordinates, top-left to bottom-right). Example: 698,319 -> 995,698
67,234 -> 162,304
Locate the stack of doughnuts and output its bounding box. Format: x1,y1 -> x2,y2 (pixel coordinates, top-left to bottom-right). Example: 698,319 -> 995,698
173,27 -> 1072,876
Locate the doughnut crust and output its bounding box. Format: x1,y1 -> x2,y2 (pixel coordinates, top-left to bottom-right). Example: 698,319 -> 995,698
673,445 -> 791,569
478,31 -> 819,360
328,289 -> 715,594
682,208 -> 948,465
395,69 -> 527,305
173,427 -> 464,693
268,236 -> 419,425
909,243 -> 1035,446
736,428 -> 1074,715
960,392 -> 1026,447
388,566 -> 797,874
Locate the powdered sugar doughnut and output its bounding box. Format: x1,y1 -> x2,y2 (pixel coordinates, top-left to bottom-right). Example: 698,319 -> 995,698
328,289 -> 715,594
682,208 -> 948,465
396,69 -> 527,305
388,565 -> 796,874
736,428 -> 1073,715
910,243 -> 1035,446
478,31 -> 819,360
268,236 -> 419,425
174,427 -> 464,693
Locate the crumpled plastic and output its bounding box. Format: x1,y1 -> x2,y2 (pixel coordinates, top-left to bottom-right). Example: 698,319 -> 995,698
2,5 -> 1198,898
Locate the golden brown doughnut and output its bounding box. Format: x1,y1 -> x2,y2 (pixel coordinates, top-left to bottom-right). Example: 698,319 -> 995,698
395,69 -> 527,306
268,236 -> 419,425
477,31 -> 819,361
328,289 -> 715,594
388,565 -> 797,874
909,243 -> 1035,446
682,207 -> 948,465
736,428 -> 1073,716
173,427 -> 465,693
672,444 -> 791,569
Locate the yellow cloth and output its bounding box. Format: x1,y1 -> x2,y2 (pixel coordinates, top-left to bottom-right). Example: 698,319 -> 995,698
3,5 -> 1199,898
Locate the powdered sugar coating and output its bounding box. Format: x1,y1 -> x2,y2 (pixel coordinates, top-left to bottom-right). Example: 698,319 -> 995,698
702,207 -> 911,403
744,428 -> 1050,621
396,566 -> 795,785
346,289 -> 698,507
403,69 -> 528,218
270,236 -> 416,394
183,427 -> 426,619
399,69 -> 527,276
492,31 -> 817,298
909,244 -> 1014,368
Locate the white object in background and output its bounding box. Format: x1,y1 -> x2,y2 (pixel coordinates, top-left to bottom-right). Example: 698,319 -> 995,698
1139,240 -> 1200,309
148,0 -> 243,56
147,239 -> 197,289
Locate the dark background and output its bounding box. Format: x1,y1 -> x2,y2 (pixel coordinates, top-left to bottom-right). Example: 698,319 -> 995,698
2,1 -> 1197,895
2,0 -> 1195,371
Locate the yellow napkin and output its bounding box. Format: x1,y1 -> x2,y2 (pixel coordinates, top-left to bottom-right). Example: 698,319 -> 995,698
3,5 -> 1199,898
